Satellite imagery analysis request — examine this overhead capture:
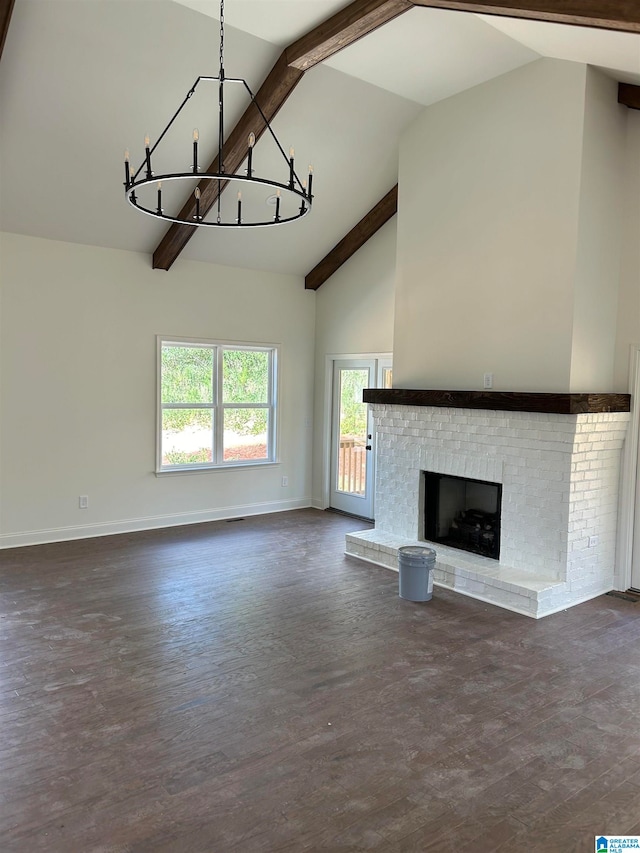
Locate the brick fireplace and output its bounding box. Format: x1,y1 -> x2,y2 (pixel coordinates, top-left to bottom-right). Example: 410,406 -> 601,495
345,391 -> 631,618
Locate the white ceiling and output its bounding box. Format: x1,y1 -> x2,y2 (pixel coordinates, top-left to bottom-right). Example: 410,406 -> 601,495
479,15 -> 640,85
324,8 -> 538,106
172,0 -> 640,91
173,0 -> 349,46
0,0 -> 638,277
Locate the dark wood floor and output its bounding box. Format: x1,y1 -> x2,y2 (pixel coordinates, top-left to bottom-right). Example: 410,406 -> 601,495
1,509 -> 640,852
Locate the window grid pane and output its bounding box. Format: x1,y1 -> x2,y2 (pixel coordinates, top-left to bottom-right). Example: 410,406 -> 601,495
223,408 -> 269,462
161,408 -> 214,467
161,345 -> 214,404
222,349 -> 269,403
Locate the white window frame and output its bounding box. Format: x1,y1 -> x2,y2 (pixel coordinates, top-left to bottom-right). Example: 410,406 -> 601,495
157,336 -> 278,473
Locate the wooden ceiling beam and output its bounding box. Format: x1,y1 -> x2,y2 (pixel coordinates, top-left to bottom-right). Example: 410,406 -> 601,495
152,0 -> 412,270
409,0 -> 640,33
0,0 -> 15,62
305,185 -> 398,290
619,82 -> 640,110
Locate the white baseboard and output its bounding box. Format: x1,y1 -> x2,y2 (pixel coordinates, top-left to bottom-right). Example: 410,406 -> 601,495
0,498 -> 312,549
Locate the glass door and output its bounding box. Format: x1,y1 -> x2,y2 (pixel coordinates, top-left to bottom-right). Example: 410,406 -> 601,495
330,360 -> 374,518
329,357 -> 390,520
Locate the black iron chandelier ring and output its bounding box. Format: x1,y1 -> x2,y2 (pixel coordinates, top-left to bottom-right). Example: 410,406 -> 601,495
127,173 -> 311,228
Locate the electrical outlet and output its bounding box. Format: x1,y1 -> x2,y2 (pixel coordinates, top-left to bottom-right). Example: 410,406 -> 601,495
79,495 -> 89,509
281,476 -> 288,487
483,373 -> 493,389
588,535 -> 599,548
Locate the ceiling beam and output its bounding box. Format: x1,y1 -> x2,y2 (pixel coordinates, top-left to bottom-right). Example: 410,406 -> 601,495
409,1 -> 640,33
619,82 -> 640,110
305,185 -> 398,290
152,0 -> 413,270
0,0 -> 15,61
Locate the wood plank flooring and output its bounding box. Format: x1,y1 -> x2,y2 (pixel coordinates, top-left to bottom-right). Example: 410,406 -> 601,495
1,508 -> 640,852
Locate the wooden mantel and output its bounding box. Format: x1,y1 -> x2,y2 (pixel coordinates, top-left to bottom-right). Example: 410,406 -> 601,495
362,389 -> 631,415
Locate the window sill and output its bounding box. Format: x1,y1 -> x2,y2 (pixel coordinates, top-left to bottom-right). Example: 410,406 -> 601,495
155,462 -> 280,477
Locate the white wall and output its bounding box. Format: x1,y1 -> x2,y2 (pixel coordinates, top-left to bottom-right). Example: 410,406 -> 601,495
394,59 -> 587,392
393,58 -> 633,394
570,68 -> 626,392
311,218 -> 397,507
0,233 -> 316,546
614,110 -> 640,392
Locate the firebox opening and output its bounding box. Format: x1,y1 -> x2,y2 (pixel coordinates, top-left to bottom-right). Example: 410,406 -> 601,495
424,472 -> 502,560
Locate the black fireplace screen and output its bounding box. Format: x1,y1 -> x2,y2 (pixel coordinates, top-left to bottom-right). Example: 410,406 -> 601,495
424,472 -> 502,560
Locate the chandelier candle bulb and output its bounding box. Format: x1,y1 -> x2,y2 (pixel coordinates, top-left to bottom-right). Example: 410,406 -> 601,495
237,191 -> 242,223
275,189 -> 280,221
144,135 -> 151,178
289,147 -> 294,189
247,132 -> 255,177
124,149 -> 131,186
194,186 -> 201,220
192,128 -> 199,173
156,181 -> 162,215
307,166 -> 313,198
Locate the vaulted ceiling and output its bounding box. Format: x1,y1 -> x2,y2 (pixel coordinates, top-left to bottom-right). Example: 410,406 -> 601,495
0,0 -> 638,279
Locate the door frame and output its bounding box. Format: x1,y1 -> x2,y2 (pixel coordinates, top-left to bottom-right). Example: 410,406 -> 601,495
320,352 -> 392,516
617,344 -> 640,591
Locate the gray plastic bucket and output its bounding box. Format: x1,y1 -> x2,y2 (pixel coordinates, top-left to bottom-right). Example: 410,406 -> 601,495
398,546 -> 436,602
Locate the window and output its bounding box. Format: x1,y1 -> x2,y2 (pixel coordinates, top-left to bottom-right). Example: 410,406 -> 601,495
158,338 -> 277,471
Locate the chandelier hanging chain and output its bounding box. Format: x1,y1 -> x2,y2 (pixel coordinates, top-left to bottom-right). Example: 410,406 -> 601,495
217,0 -> 225,222
123,0 -> 313,229
219,0 -> 225,79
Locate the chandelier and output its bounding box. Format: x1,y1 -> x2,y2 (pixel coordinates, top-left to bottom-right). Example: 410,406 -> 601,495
123,0 -> 313,228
